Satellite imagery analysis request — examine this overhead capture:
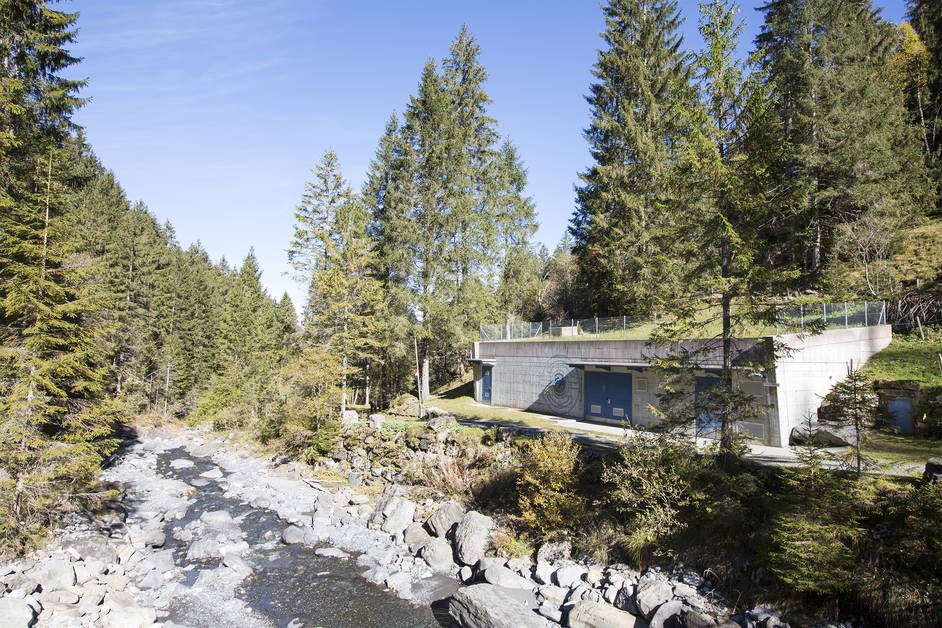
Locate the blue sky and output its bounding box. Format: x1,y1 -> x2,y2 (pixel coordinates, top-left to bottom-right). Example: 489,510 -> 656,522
64,0 -> 907,308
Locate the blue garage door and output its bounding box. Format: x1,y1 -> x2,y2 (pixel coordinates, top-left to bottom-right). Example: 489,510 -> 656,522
584,371 -> 632,423
887,397 -> 913,434
695,376 -> 722,435
481,366 -> 492,404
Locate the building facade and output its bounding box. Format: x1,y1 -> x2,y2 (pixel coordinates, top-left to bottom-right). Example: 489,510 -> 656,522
470,325 -> 892,447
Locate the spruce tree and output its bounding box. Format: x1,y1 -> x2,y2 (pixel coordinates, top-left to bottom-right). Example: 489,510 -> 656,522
571,0 -> 692,316
662,0 -> 783,460
757,0 -> 930,285
0,0 -> 119,545
908,0 -> 942,211
293,152 -> 383,414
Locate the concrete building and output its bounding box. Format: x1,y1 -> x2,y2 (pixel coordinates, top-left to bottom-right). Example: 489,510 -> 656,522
470,323 -> 892,447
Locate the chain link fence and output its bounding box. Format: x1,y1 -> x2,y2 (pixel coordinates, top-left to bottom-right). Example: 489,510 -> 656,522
479,301 -> 886,341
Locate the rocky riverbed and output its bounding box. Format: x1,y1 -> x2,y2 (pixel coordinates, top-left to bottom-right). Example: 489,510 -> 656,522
0,424 -> 791,628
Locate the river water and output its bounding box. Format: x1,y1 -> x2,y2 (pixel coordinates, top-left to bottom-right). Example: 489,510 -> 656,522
142,445 -> 445,628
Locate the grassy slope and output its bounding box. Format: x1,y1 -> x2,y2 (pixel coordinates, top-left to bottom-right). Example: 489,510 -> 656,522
861,327 -> 942,386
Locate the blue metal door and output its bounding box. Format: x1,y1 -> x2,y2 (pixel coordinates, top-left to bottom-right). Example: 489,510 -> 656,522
583,371 -> 632,422
887,397 -> 913,434
481,366 -> 492,404
695,376 -> 722,435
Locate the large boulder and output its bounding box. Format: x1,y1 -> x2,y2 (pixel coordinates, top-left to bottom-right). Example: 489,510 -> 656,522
453,511 -> 495,566
649,600 -> 683,628
448,584 -> 551,628
420,537 -> 456,573
368,413 -> 386,429
552,564 -> 587,589
789,421 -> 858,447
0,598 -> 37,628
635,576 -> 673,619
368,486 -> 417,534
568,599 -> 638,628
59,535 -> 118,564
340,409 -> 360,426
923,458 -> 942,483
536,540 -> 572,563
281,525 -> 317,546
25,558 -> 75,591
483,565 -> 534,590
425,501 -> 465,537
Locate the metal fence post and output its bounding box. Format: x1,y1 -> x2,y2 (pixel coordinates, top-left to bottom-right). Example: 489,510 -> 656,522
623,315 -> 626,338
864,302 -> 868,326
880,301 -> 886,325
595,317 -> 599,335
844,302 -> 848,328
822,302 -> 827,327
800,304 -> 804,330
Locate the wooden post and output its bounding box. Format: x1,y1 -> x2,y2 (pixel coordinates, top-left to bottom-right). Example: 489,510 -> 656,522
413,335 -> 423,419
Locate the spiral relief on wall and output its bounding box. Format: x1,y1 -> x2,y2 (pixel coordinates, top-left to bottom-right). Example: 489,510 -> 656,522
539,355 -> 581,417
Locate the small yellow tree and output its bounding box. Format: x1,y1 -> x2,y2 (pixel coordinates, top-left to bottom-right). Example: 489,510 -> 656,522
517,431 -> 585,535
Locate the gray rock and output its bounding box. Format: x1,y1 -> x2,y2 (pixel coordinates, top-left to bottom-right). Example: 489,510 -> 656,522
368,414 -> 386,429
144,528 -> 166,548
101,606 -> 157,627
404,522 -> 432,552
614,584 -> 638,614
506,557 -> 532,577
567,583 -> 603,603
410,573 -> 462,605
340,409 -> 360,426
448,584 -> 551,628
425,501 -> 465,538
185,539 -> 221,560
58,535 -> 118,564
568,599 -> 638,627
0,598 -> 36,628
314,547 -> 350,559
534,561 -> 554,585
536,540 -> 571,563
200,510 -> 234,529
281,525 -> 317,546
636,576 -> 674,619
137,569 -> 164,590
368,486 -> 417,534
428,414 -> 457,431
537,584 -> 568,607
650,600 -> 683,628
169,459 -> 194,469
222,553 -> 253,578
200,467 -> 223,479
684,608 -> 718,628
924,458 -> 942,483
26,558 -> 75,591
459,566 -> 473,583
478,557 -> 507,571
483,565 -> 534,590
420,537 -> 455,573
552,564 -> 586,589
673,582 -> 697,599
453,511 -> 494,566
537,602 -> 562,623
789,422 -> 858,447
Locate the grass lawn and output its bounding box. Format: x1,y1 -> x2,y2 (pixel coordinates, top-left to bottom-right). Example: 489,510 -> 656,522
861,328 -> 942,386
863,431 -> 942,468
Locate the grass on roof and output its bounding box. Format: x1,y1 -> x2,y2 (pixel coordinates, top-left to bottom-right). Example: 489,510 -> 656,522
861,327 -> 942,386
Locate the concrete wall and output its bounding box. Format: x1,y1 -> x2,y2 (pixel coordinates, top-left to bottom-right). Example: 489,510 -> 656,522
472,325 -> 891,446
771,325 -> 892,446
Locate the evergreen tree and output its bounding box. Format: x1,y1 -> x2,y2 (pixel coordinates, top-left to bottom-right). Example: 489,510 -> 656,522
0,0 -> 119,546
571,0 -> 692,316
757,0 -> 930,286
659,0 -> 784,460
294,152 -> 383,413
367,27 -> 539,403
908,0 -> 942,211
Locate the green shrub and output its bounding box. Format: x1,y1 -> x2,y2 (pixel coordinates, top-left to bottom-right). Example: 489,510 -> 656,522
516,431 -> 585,535
768,510 -> 864,595
601,437 -> 704,562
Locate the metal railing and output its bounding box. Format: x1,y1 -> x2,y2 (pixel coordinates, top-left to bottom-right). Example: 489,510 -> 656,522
479,301 -> 886,341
